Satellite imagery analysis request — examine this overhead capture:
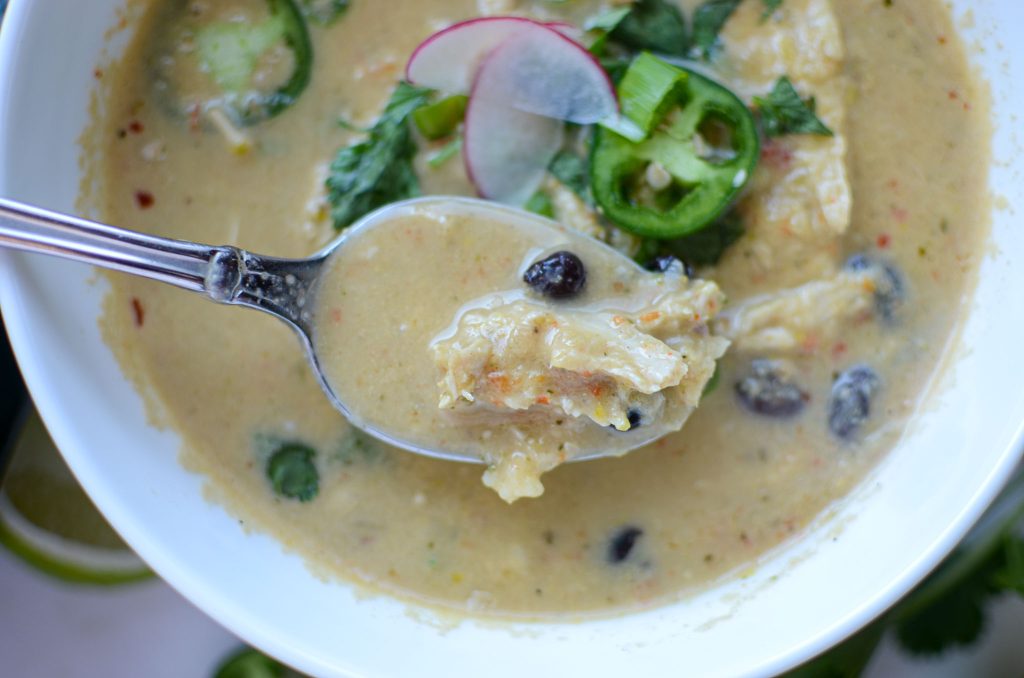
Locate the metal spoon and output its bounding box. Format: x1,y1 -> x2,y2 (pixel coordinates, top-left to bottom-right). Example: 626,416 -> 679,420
0,196 -> 667,463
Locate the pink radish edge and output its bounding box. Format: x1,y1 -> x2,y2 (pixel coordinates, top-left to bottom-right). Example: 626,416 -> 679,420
462,40 -> 566,203
405,16 -> 556,88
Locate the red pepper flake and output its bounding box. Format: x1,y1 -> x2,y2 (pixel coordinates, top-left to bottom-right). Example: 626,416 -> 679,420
760,140 -> 793,169
877,233 -> 892,249
187,103 -> 202,133
330,308 -> 342,323
948,89 -> 959,100
93,68 -> 104,80
134,190 -> 155,209
831,341 -> 848,359
885,178 -> 899,191
127,120 -> 144,134
130,297 -> 145,327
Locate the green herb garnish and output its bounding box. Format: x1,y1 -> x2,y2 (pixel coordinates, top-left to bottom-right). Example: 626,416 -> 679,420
192,0 -> 312,125
783,466 -> 1024,675
337,430 -> 383,466
214,646 -> 303,678
608,0 -> 689,56
692,0 -> 742,59
412,95 -> 468,141
753,77 -> 833,138
549,150 -> 592,203
266,443 -> 319,502
617,51 -> 688,134
525,191 -> 556,219
426,135 -> 463,168
327,82 -> 433,229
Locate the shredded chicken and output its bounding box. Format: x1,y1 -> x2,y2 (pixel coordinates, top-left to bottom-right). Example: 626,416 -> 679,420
431,278 -> 729,501
714,270 -> 876,354
712,0 -> 852,292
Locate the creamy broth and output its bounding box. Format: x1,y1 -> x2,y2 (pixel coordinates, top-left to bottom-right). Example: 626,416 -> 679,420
93,0 -> 990,617
314,200 -> 726,501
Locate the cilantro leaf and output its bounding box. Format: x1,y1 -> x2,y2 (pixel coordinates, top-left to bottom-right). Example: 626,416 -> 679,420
609,0 -> 689,57
633,210 -> 744,268
549,150 -> 592,203
669,209 -> 744,266
692,0 -> 742,60
993,536 -> 1024,595
895,570 -> 992,655
753,77 -> 833,138
891,466 -> 1024,656
327,82 -> 432,229
782,617 -> 887,678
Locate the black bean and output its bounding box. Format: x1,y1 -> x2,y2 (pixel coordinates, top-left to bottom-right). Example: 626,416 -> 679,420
735,360 -> 809,418
645,255 -> 694,278
523,251 -> 587,299
828,365 -> 881,440
608,526 -> 643,564
845,254 -> 905,322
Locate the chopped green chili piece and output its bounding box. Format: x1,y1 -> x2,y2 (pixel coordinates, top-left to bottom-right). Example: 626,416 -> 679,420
591,56 -> 759,240
692,0 -> 742,59
754,76 -> 833,137
618,52 -> 688,135
194,0 -> 313,125
266,443 -> 319,502
412,95 -> 468,140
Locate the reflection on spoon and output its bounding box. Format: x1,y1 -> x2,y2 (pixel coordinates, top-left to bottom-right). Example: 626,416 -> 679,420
0,197 -> 727,500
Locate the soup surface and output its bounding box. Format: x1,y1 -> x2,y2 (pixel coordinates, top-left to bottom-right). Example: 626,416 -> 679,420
92,0 -> 990,617
315,199 -> 726,501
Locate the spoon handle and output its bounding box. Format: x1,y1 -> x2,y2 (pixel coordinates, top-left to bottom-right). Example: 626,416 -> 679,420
0,197 -> 320,336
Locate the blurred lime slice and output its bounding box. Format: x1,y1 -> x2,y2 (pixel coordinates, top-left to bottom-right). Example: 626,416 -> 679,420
0,408 -> 152,584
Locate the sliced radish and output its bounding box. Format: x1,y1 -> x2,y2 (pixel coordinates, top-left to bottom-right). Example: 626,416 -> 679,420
406,17 -> 589,94
406,17 -> 549,94
464,39 -> 565,205
544,21 -> 586,44
465,24 -> 617,125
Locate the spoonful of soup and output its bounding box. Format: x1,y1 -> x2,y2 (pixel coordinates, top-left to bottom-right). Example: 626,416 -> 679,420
0,196 -> 728,500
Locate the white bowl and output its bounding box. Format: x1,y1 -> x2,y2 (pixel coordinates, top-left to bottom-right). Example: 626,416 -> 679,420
1,2 -> 1022,676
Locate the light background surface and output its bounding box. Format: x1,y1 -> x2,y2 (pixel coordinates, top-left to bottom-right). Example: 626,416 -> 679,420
2,545 -> 1022,677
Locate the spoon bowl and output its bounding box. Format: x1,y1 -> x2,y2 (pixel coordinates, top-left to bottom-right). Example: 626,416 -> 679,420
0,195 -> 667,463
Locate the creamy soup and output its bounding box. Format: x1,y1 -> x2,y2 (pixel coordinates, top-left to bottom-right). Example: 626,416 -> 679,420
314,199 -> 726,501
92,0 -> 990,618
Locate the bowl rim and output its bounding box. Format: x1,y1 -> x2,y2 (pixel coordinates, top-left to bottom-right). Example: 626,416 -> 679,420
1,0 -> 1022,676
